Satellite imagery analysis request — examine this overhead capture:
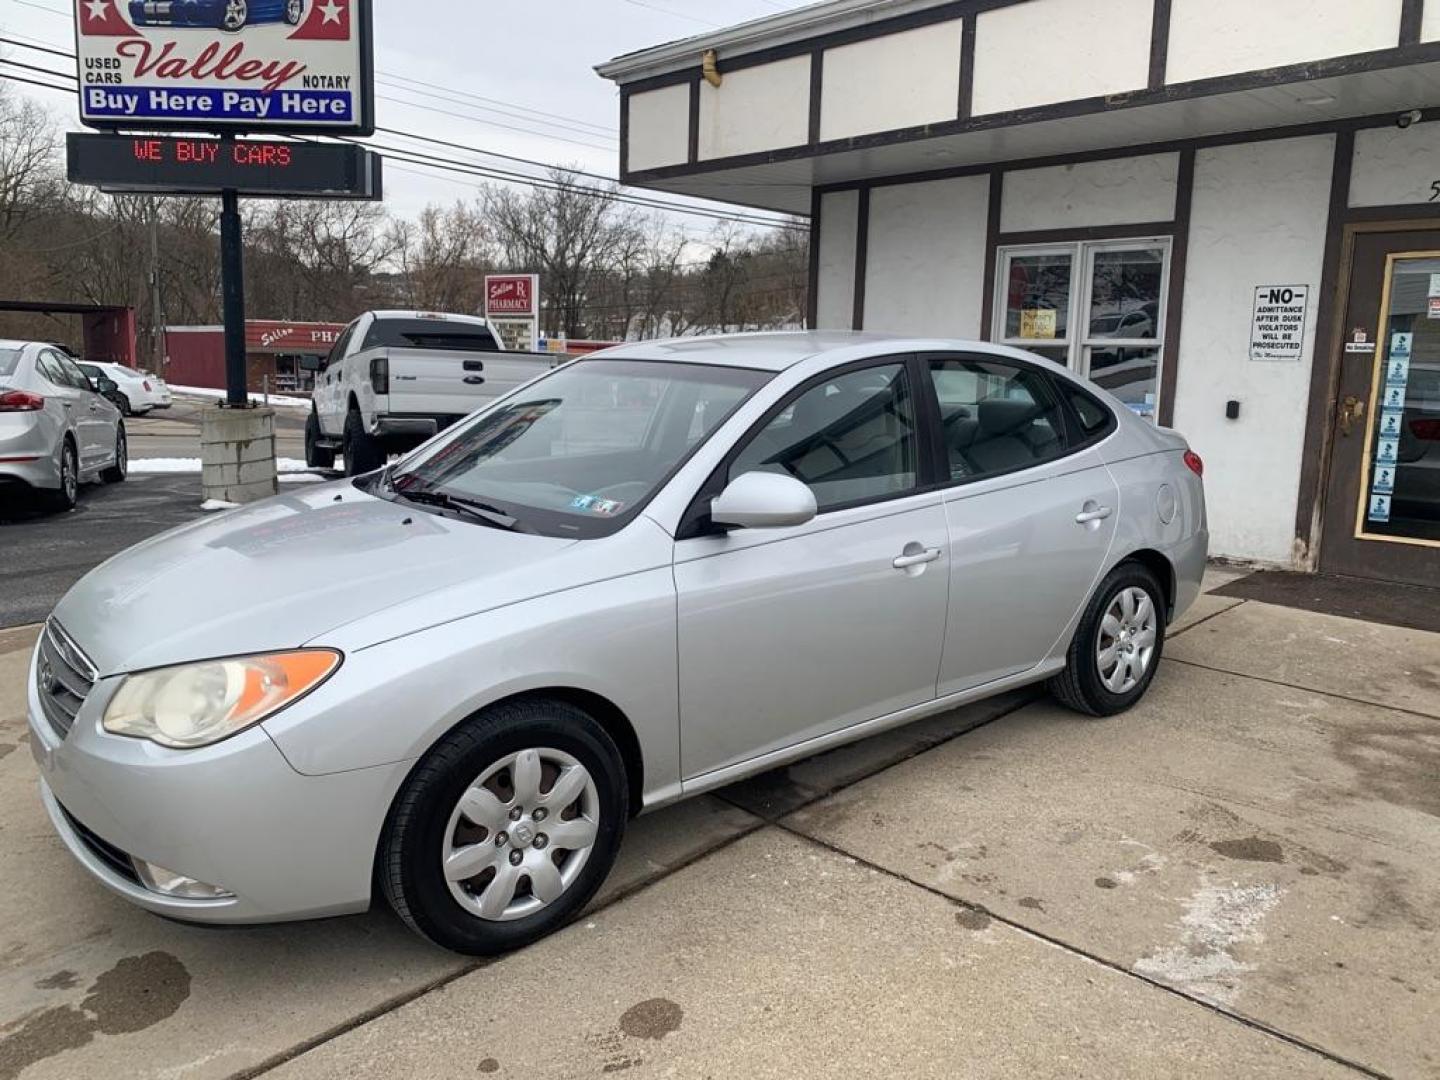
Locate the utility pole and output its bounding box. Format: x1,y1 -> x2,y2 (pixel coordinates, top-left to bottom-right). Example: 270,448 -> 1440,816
148,198 -> 163,375
219,183 -> 247,408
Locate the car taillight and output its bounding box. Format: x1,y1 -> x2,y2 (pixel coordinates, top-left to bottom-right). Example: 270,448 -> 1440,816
0,389 -> 44,412
1183,449 -> 1204,478
1411,418 -> 1440,441
370,356 -> 389,395
143,380 -> 153,391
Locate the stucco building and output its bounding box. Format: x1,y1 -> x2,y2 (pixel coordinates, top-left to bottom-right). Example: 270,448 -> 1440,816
599,0 -> 1440,586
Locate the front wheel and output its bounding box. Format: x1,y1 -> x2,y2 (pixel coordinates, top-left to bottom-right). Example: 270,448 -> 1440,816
305,411 -> 336,470
220,0 -> 248,31
1048,561 -> 1166,717
380,698 -> 627,956
284,0 -> 303,24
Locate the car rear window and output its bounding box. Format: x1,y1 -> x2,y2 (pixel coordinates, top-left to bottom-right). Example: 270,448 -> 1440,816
0,349 -> 19,378
363,319 -> 500,353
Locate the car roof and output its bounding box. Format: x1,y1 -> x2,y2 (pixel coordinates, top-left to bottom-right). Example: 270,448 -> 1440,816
368,311 -> 493,326
591,331 -> 1062,373
0,339 -> 34,351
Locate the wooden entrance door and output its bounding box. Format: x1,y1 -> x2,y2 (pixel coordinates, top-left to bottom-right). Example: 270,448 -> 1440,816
1319,229 -> 1440,586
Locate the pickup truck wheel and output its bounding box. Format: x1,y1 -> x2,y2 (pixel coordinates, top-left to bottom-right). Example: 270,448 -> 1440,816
380,697 -> 627,955
343,408 -> 385,476
305,411 -> 336,470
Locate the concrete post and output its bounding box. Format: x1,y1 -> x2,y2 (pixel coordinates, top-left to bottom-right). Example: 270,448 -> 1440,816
201,406 -> 278,505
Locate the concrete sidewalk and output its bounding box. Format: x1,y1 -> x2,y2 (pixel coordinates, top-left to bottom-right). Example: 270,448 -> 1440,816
1,573 -> 1437,1079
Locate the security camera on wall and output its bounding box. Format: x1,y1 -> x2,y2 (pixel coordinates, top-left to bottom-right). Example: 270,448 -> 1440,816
1396,109 -> 1423,130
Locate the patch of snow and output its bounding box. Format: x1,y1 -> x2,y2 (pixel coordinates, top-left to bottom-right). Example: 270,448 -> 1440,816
1134,880 -> 1284,1005
131,457 -> 318,474
170,384 -> 312,410
279,473 -> 328,484
200,499 -> 239,512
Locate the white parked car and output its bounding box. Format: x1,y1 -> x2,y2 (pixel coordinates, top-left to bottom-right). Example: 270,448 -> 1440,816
83,362 -> 172,416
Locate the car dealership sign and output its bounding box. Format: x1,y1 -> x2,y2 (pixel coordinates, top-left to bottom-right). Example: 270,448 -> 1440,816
73,0 -> 374,134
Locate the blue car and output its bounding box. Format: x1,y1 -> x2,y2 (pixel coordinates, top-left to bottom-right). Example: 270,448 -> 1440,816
128,0 -> 305,33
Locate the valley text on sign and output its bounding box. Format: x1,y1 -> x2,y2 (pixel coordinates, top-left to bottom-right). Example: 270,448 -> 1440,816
1249,284 -> 1310,362
73,0 -> 374,134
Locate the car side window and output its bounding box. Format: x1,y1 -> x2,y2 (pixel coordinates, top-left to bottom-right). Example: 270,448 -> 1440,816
729,363 -> 919,513
324,323 -> 357,370
927,358 -> 1069,482
35,350 -> 72,390
56,354 -> 94,391
1064,385 -> 1115,442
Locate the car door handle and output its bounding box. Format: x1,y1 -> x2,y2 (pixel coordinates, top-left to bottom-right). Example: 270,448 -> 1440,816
892,548 -> 941,569
463,375 -> 485,385
1075,506 -> 1113,524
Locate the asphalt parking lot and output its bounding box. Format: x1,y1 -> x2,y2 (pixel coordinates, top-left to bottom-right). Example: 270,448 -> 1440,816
0,570 -> 1437,1079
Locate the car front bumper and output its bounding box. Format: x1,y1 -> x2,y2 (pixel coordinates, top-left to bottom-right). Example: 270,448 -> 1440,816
27,640 -> 411,924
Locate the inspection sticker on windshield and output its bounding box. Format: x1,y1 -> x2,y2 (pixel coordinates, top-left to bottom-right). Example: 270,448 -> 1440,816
570,495 -> 625,516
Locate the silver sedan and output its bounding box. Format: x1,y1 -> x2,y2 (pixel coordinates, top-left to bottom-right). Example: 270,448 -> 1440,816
1,340 -> 127,511
28,333 -> 1206,954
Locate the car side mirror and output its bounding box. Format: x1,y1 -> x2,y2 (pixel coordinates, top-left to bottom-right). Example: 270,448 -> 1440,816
710,471 -> 817,530
299,355 -> 323,372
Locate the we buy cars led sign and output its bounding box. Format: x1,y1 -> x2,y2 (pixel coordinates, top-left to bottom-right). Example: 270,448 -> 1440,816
73,0 -> 374,135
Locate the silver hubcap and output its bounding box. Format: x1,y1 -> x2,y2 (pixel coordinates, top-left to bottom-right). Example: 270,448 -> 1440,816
286,0 -> 301,20
116,432 -> 126,476
442,747 -> 599,922
62,450 -> 76,501
1097,586 -> 1157,694
224,0 -> 246,28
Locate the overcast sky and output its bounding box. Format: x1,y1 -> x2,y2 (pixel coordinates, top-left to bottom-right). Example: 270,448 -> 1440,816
1,0 -> 807,230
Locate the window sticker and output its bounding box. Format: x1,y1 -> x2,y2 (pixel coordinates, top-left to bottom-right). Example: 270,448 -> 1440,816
1019,309 -> 1057,340
1382,384 -> 1408,411
1372,464 -> 1396,495
1376,436 -> 1400,466
1378,411 -> 1404,438
1368,492 -> 1393,523
569,494 -> 625,516
1386,353 -> 1410,387
1390,332 -> 1413,357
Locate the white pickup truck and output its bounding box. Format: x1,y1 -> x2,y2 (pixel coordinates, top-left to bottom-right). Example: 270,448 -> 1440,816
303,311 -> 558,475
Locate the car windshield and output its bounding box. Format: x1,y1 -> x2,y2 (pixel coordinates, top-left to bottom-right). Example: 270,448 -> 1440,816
384,358 -> 769,538
0,349 -> 19,378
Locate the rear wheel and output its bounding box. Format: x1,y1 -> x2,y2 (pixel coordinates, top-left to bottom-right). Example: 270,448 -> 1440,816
112,392 -> 132,417
305,411 -> 336,470
1049,561 -> 1166,717
381,698 -> 627,955
101,426 -> 127,484
221,0 -> 248,31
342,408 -> 384,476
47,440 -> 78,512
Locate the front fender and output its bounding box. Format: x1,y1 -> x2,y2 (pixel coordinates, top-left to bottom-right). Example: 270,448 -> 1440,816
260,566 -> 682,805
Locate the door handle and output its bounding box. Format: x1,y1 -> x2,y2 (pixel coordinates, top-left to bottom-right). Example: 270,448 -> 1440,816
1075,506 -> 1113,524
1338,395 -> 1365,437
463,375 -> 486,385
892,547 -> 941,569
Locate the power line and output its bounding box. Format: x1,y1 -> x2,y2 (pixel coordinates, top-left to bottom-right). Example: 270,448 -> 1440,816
375,72 -> 614,135
0,44 -> 799,229
618,0 -> 723,28
0,70 -> 804,232
374,80 -> 618,143
373,91 -> 616,151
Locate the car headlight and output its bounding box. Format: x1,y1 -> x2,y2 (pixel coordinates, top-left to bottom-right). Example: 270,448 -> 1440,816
103,650 -> 341,749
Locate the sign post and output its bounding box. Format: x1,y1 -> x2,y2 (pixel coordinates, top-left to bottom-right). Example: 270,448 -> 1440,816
67,0 -> 377,502
485,274 -> 541,353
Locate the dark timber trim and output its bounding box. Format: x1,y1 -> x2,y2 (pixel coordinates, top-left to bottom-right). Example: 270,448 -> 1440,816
1399,0 -> 1424,46
996,221 -> 1177,246
957,16 -> 976,120
621,42 -> 1440,184
618,85 -> 631,176
852,186 -> 870,331
1157,147 -> 1193,428
979,170 -> 1003,341
1293,130 -> 1356,566
808,49 -> 824,145
1148,0 -> 1171,90
806,187 -> 822,328
686,76 -> 700,165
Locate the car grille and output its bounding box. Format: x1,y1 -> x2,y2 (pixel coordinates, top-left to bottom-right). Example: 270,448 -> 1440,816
35,619 -> 97,741
58,803 -> 140,885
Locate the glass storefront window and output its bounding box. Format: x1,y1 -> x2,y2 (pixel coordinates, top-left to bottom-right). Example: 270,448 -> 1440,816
995,239 -> 1169,423
1359,255 -> 1440,544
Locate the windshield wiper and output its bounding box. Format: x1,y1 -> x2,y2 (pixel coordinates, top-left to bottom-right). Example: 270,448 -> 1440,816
393,487 -> 519,531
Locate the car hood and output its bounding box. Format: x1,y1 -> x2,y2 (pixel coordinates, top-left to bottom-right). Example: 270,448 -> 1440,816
52,481 -> 577,675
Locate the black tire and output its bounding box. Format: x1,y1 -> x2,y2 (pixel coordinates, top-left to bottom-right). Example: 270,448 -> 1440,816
1049,561 -> 1167,717
305,410 -> 336,470
284,0 -> 303,24
113,392 -> 132,417
380,698 -> 628,956
342,408 -> 384,476
101,426 -> 127,484
47,440 -> 79,512
220,0 -> 248,31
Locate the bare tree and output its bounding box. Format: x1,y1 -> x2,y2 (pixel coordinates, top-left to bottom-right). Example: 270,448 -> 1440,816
396,200 -> 495,312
